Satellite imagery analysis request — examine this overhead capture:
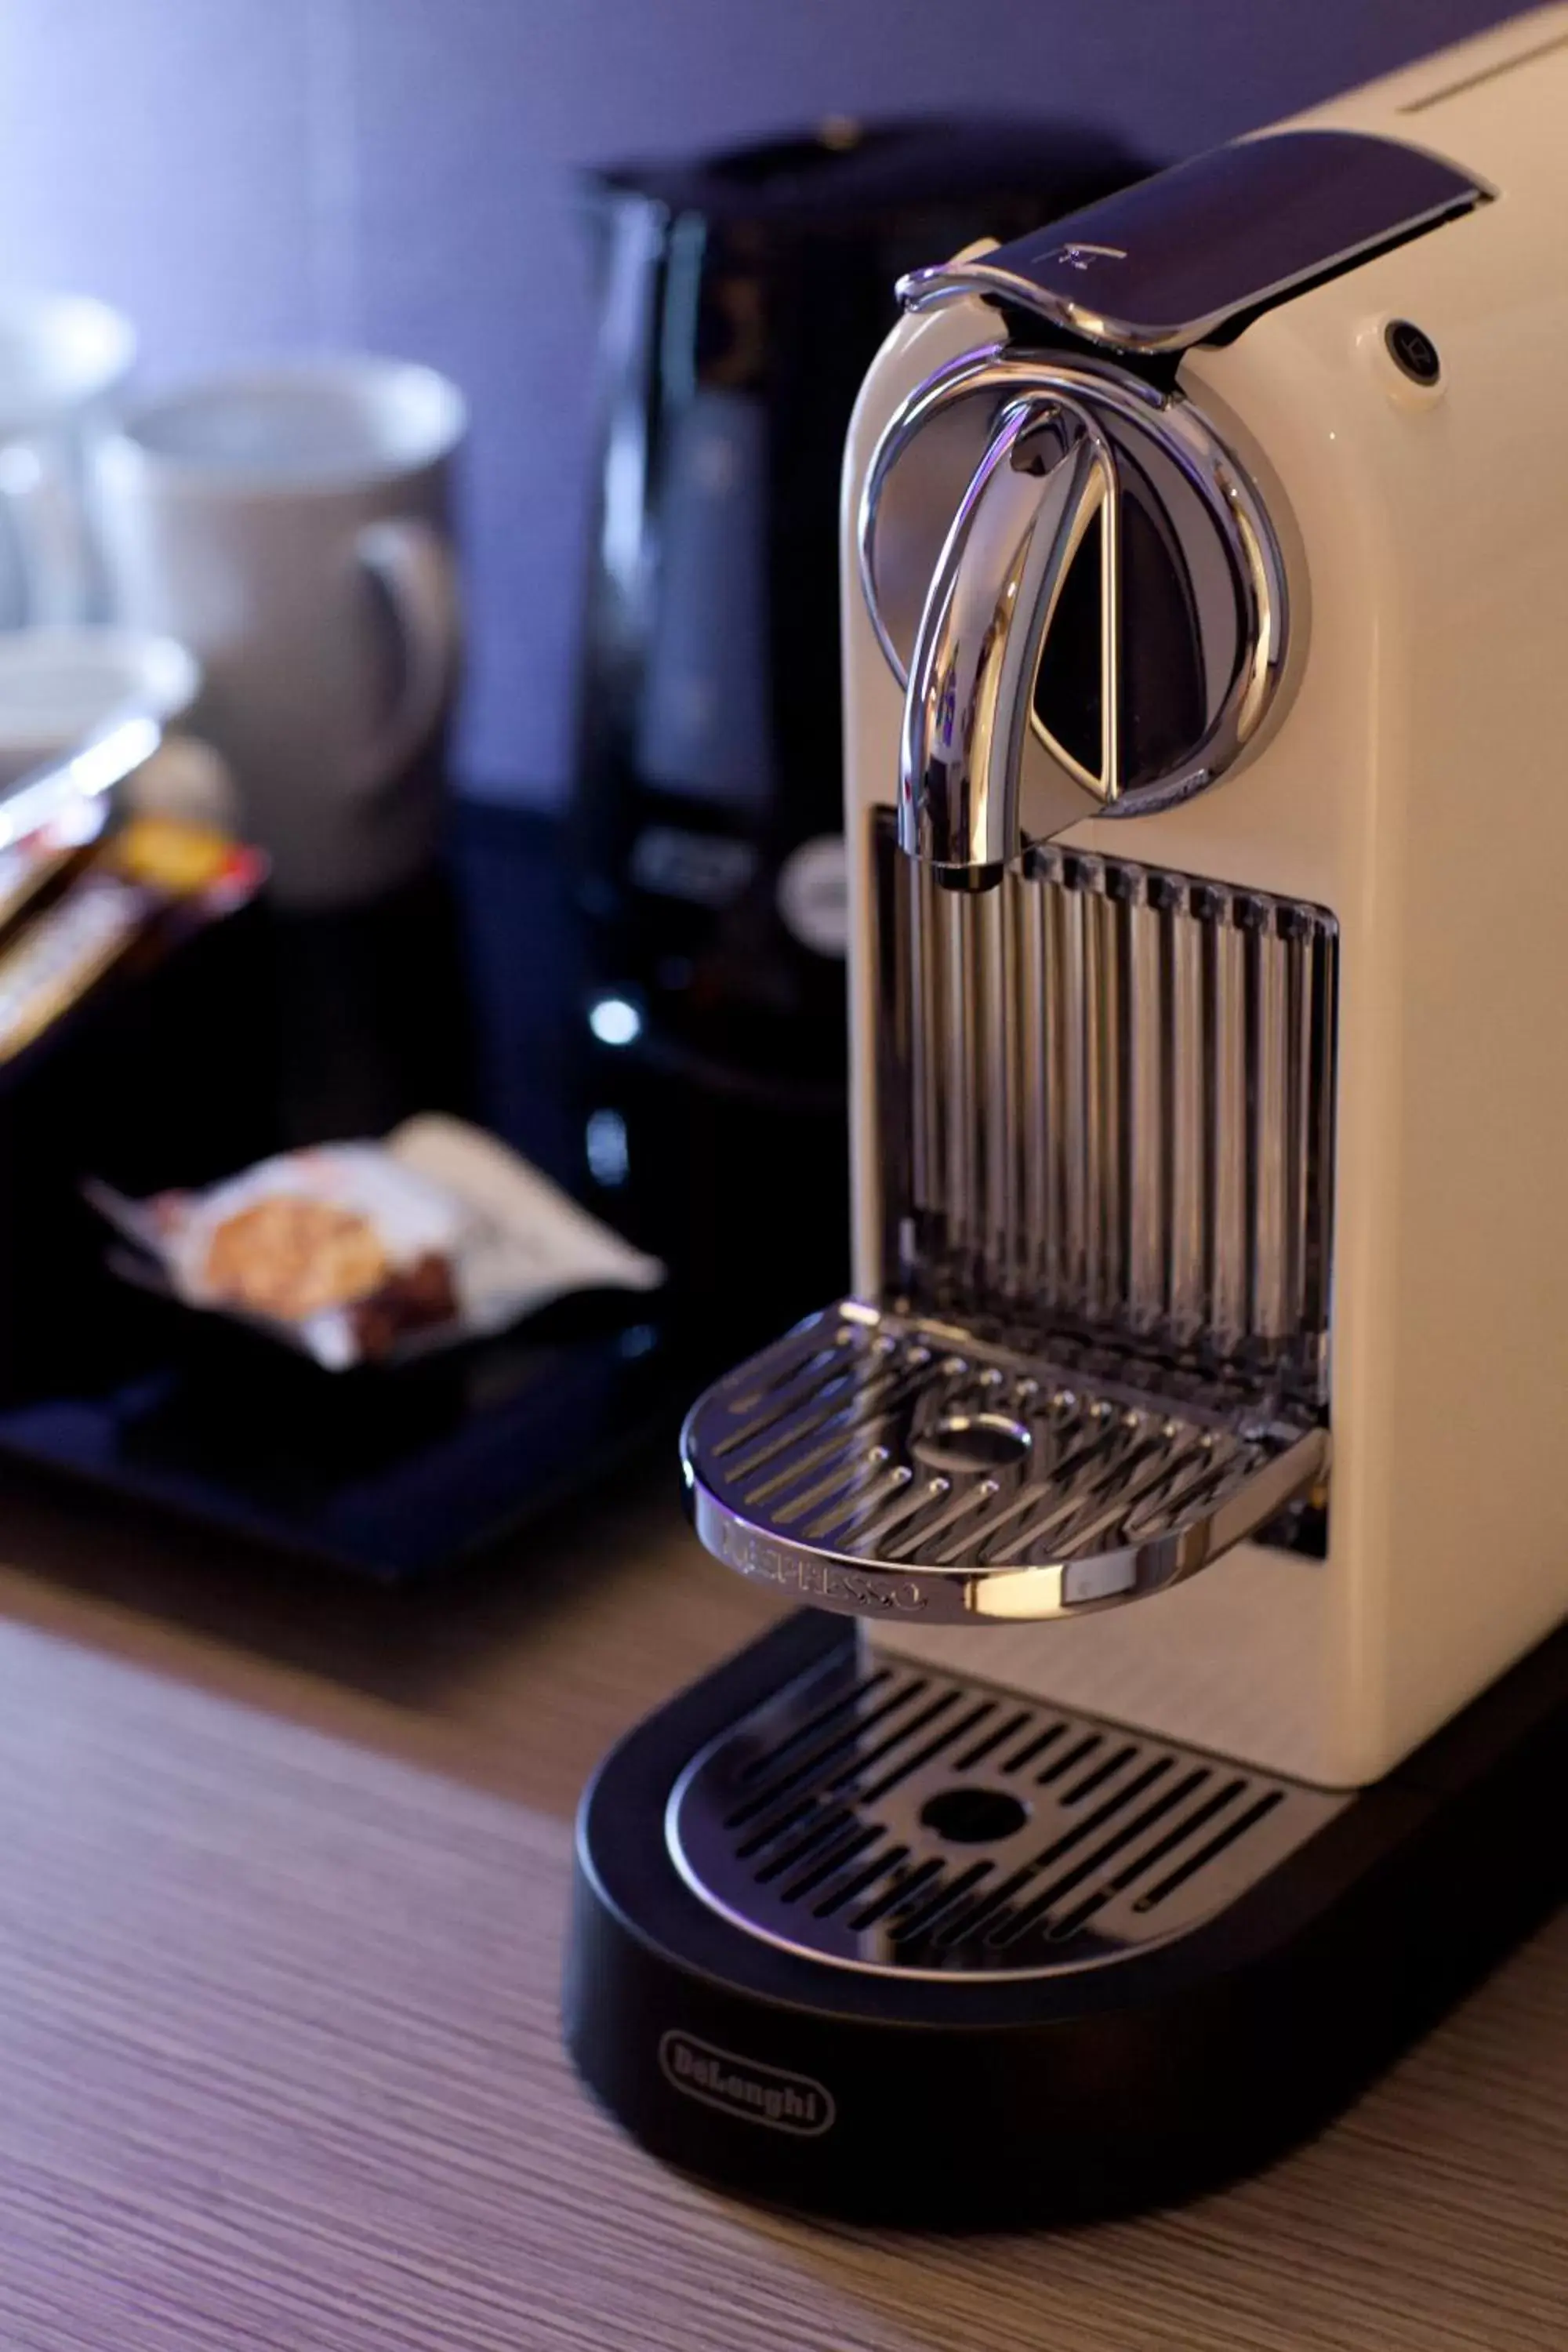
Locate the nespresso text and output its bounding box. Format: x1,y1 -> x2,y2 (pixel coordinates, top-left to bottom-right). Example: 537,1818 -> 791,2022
717,1523 -> 927,1611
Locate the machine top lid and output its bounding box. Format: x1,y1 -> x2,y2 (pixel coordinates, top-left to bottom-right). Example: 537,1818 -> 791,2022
898,128 -> 1486,354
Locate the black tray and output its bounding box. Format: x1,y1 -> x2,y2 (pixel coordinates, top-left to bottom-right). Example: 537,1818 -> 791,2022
0,807 -> 679,1577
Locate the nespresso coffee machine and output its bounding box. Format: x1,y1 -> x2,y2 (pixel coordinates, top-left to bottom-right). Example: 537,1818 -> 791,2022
566,14 -> 1568,2222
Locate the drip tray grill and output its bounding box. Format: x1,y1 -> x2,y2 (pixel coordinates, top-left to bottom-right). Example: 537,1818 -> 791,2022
668,1642 -> 1344,1979
682,1302 -> 1329,1622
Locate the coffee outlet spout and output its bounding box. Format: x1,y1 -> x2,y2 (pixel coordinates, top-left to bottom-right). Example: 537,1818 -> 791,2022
895,393 -> 1116,887
879,339 -> 1293,889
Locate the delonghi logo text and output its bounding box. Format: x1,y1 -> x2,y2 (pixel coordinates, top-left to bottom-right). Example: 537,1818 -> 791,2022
659,2032 -> 836,2137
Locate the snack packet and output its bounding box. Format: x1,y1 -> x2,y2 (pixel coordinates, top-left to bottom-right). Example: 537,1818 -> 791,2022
87,1115 -> 666,1370
0,812 -> 266,1068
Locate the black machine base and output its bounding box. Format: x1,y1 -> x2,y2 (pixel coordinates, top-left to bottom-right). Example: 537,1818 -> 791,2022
564,1608 -> 1568,2227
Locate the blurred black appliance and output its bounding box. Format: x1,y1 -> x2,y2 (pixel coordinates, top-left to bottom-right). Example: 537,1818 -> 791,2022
571,118 -> 1153,1359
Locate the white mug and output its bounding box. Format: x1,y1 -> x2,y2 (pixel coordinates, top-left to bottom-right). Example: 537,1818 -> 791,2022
93,358 -> 466,909
0,291 -> 136,630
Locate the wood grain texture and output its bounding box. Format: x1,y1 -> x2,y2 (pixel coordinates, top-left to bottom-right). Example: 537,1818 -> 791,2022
0,1455 -> 789,1817
0,1465 -> 1564,2349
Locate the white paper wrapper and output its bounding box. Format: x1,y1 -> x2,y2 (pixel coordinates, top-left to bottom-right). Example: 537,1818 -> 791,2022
86,1114 -> 665,1370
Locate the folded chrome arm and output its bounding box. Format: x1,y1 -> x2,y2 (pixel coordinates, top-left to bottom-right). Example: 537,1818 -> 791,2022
859,345 -> 1290,887
898,397 -> 1117,880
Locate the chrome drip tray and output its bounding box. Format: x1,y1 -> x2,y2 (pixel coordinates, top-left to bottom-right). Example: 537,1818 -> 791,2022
681,1301 -> 1328,1623
667,1642 -> 1344,1980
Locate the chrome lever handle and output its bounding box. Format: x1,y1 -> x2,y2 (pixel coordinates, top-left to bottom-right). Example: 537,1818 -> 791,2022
859,343 -> 1291,883
898,396 -> 1117,878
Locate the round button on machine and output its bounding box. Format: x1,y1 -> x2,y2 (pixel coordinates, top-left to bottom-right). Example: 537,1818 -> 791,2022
1384,318 -> 1441,387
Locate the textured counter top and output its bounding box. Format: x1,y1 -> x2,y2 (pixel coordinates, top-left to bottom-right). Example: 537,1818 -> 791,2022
0,1461 -> 1563,2351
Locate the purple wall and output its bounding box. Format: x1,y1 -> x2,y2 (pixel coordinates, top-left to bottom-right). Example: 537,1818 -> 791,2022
0,0 -> 1521,800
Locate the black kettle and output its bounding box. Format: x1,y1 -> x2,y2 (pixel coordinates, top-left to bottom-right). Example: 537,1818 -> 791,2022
571,118 -> 1153,1363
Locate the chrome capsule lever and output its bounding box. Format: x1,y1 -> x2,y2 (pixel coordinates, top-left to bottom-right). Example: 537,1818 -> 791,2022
898,394 -> 1120,885
860,345 -> 1291,887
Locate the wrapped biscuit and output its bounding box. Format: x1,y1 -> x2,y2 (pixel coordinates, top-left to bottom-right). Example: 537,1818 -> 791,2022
87,1116 -> 665,1370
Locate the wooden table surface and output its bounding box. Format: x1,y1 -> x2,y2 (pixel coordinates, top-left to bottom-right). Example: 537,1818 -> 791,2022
0,1452 -> 1565,2352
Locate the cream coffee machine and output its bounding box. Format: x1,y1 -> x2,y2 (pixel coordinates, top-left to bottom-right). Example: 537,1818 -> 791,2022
566,13 -> 1568,2223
